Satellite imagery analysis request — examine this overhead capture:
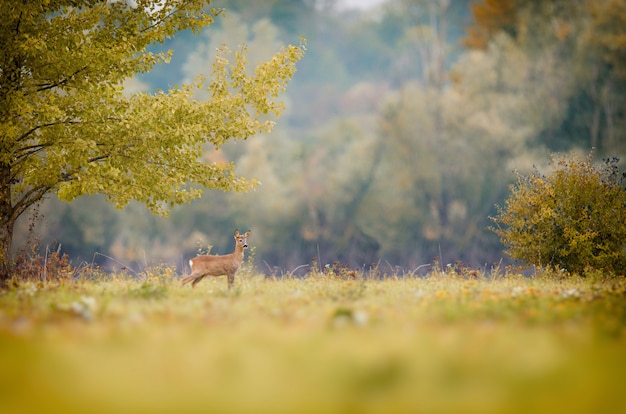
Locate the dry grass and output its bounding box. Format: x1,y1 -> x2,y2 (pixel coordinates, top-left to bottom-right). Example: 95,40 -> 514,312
1,269 -> 625,414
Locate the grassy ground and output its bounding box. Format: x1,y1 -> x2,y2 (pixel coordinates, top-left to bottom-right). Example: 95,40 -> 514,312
1,267 -> 625,414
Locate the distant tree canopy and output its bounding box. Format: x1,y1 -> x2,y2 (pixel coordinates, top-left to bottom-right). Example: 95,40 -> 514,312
462,0 -> 517,50
462,0 -> 626,154
0,0 -> 304,280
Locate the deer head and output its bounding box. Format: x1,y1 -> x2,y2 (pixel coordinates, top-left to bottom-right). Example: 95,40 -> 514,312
234,229 -> 250,250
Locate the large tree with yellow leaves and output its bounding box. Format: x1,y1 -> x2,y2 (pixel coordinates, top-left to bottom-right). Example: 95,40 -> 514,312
0,0 -> 304,280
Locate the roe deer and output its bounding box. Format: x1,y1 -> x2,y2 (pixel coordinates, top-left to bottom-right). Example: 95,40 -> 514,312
181,230 -> 250,289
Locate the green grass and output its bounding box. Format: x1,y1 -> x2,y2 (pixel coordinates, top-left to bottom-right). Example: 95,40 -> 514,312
1,270 -> 625,414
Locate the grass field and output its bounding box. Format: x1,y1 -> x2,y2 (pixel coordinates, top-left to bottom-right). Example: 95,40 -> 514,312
1,267 -> 625,414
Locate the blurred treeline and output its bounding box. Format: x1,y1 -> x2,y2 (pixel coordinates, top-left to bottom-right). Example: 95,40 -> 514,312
15,0 -> 626,273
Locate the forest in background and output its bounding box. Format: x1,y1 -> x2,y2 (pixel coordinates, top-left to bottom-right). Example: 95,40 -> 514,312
14,0 -> 626,273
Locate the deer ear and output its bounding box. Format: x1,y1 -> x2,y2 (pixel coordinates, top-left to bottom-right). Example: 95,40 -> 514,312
234,230 -> 240,237
245,230 -> 251,237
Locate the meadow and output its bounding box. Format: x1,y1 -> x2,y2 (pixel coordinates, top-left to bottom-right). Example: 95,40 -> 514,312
1,265 -> 625,414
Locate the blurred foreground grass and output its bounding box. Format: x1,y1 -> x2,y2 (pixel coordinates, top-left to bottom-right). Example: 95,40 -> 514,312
1,270 -> 625,414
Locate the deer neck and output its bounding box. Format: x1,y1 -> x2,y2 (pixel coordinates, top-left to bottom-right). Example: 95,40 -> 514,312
233,245 -> 245,261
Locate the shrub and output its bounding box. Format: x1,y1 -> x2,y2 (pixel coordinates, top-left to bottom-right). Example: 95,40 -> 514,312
490,153 -> 626,275
13,242 -> 74,282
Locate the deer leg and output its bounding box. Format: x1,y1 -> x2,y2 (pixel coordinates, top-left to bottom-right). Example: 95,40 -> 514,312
227,272 -> 235,289
190,275 -> 205,288
181,270 -> 202,286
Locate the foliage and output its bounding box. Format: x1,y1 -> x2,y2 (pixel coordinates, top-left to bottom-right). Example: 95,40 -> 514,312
462,0 -> 517,50
9,0 -> 626,273
13,243 -> 74,283
0,0 -> 305,279
462,0 -> 626,155
1,270 -> 625,413
491,153 -> 626,274
9,204 -> 76,283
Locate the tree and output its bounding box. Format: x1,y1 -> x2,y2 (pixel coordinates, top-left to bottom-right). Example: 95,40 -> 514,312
578,0 -> 626,155
461,0 -> 516,50
0,0 -> 305,280
490,153 -> 626,275
462,0 -> 626,156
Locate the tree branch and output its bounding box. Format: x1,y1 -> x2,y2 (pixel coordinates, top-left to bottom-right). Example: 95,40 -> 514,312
13,144 -> 48,165
138,6 -> 223,34
16,116 -> 123,148
139,8 -> 180,33
11,184 -> 51,223
88,154 -> 111,163
35,66 -> 88,92
17,120 -> 83,143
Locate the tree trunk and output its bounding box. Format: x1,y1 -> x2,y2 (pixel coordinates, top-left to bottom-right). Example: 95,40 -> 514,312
0,161 -> 14,284
0,218 -> 13,284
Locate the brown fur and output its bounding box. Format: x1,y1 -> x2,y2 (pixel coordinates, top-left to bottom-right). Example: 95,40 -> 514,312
181,230 -> 250,289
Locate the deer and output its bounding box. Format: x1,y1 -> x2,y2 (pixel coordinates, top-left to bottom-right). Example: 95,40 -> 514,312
181,229 -> 251,289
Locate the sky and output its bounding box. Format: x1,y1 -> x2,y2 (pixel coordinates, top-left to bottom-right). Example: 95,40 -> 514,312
339,0 -> 387,10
